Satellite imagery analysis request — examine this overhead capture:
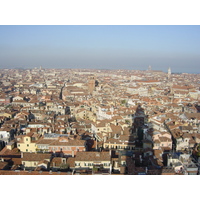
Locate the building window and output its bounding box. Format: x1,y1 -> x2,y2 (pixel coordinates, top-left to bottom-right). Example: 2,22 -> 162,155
26,149 -> 28,152
27,144 -> 29,147
18,144 -> 20,147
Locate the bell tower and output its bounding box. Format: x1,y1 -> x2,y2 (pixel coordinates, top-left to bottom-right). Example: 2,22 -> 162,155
88,75 -> 95,94
168,67 -> 171,80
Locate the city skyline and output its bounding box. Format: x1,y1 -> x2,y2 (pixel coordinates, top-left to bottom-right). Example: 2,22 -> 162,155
0,25 -> 200,73
0,66 -> 200,176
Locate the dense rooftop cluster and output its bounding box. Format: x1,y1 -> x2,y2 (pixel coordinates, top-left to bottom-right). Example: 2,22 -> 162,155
0,67 -> 200,175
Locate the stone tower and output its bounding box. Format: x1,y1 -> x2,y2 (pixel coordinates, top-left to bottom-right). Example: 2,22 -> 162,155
148,65 -> 152,71
168,67 -> 171,80
88,75 -> 95,94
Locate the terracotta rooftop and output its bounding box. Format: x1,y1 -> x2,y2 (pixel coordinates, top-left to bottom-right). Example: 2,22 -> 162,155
67,157 -> 75,168
49,139 -> 85,147
22,152 -> 51,161
75,151 -> 110,161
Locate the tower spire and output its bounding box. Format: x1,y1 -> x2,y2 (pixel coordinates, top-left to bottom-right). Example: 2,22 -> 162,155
148,65 -> 152,71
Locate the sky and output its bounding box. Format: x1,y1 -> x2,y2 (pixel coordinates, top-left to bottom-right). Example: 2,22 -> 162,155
0,25 -> 200,73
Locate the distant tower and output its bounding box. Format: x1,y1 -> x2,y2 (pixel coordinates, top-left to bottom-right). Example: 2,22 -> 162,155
168,67 -> 171,80
148,65 -> 152,71
88,75 -> 95,94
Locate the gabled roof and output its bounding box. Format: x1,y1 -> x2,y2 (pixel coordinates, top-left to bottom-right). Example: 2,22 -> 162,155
22,153 -> 51,161
75,151 -> 110,161
49,139 -> 85,147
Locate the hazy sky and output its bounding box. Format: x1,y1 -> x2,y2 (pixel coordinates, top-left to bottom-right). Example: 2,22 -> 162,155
0,25 -> 200,73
